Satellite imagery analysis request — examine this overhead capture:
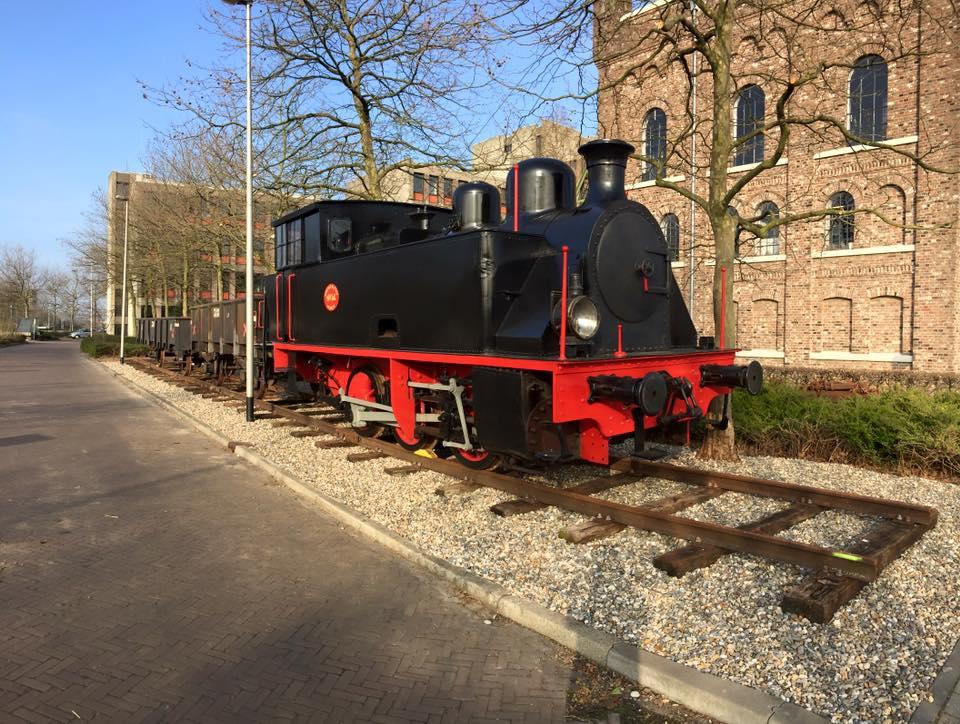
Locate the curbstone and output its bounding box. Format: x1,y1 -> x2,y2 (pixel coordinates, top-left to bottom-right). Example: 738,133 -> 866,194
108,360 -> 828,724
497,594 -> 615,665
910,637 -> 960,723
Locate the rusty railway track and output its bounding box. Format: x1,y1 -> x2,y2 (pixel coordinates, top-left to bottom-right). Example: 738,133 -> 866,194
128,358 -> 938,623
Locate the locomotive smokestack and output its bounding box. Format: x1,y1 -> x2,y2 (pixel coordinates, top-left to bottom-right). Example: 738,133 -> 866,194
409,208 -> 435,231
578,139 -> 635,207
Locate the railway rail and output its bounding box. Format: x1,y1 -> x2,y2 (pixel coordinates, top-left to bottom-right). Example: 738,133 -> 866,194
128,358 -> 937,624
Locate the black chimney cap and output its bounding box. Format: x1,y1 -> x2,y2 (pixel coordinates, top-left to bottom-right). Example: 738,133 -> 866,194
577,139 -> 636,166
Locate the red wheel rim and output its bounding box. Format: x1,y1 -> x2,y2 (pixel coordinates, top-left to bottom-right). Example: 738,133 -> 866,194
394,399 -> 433,449
347,371 -> 377,403
457,447 -> 490,462
345,368 -> 384,438
395,424 -> 421,446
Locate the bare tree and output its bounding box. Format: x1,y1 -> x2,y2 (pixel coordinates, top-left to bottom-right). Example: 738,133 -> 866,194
493,0 -> 958,458
147,0 -> 494,200
0,244 -> 43,320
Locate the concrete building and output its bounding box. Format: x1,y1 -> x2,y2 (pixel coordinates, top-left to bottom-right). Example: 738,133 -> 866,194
367,165 -> 481,209
360,121 -> 589,215
105,171 -> 276,335
595,0 -> 960,372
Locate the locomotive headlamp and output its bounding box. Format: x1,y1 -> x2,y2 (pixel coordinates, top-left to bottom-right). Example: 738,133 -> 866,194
567,296 -> 600,340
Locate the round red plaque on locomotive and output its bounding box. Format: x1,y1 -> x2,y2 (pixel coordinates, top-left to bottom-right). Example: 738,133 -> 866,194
323,283 -> 340,311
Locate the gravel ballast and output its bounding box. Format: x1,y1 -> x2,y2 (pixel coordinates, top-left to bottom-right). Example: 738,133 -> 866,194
105,360 -> 960,723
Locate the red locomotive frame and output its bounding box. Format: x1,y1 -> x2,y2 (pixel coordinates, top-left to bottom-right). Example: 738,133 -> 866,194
273,343 -> 735,465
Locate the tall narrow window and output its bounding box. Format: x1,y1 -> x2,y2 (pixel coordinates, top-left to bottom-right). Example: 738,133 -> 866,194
412,173 -> 425,201
443,178 -> 453,204
827,191 -> 855,249
428,175 -> 439,202
285,219 -> 303,266
734,85 -> 765,166
660,213 -> 680,261
849,55 -> 888,142
643,108 -> 667,182
756,201 -> 780,256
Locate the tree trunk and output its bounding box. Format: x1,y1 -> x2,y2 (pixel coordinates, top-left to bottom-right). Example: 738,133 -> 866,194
699,216 -> 739,462
182,258 -> 190,315
698,397 -> 739,462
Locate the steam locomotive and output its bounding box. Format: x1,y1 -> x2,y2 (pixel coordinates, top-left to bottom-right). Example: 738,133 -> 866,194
257,139 -> 761,468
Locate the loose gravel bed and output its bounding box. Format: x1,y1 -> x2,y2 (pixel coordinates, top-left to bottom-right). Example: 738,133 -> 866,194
106,359 -> 960,723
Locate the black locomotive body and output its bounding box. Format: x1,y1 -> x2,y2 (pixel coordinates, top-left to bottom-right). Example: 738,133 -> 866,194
265,139 -> 761,467
268,142 -> 695,359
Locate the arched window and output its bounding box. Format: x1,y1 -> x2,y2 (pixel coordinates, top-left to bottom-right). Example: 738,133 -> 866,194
734,85 -> 765,166
849,55 -> 888,142
757,201 -> 780,256
660,213 -> 680,261
642,108 -> 667,181
827,191 -> 855,249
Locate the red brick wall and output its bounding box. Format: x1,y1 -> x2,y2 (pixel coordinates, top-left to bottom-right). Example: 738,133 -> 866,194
595,0 -> 960,372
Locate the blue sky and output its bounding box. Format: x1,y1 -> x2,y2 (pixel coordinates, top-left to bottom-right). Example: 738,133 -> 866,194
0,2 -> 595,269
0,2 -> 231,267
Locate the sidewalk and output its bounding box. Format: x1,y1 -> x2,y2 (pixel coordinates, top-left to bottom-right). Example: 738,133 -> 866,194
0,342 -> 576,722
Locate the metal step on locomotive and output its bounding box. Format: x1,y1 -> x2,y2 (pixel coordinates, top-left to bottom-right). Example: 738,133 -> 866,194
263,139 -> 761,469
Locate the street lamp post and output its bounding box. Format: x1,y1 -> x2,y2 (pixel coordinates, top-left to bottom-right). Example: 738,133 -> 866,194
223,0 -> 255,422
115,184 -> 131,364
89,264 -> 95,334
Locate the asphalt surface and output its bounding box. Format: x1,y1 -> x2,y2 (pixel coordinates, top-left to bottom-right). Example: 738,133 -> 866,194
0,341 -> 578,722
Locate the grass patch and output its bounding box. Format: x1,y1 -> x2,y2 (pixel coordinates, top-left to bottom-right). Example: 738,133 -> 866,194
80,334 -> 148,359
732,382 -> 960,478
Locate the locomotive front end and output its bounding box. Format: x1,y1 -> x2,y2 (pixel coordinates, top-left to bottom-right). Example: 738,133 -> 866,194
469,139 -> 764,464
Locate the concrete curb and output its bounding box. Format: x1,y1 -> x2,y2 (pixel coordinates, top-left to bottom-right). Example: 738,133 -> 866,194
910,636 -> 960,723
106,361 -> 827,724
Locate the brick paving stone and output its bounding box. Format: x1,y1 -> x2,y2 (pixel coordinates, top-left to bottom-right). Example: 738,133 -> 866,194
0,343 -> 576,722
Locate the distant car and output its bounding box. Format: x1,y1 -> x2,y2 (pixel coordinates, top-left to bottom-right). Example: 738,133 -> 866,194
69,329 -> 92,339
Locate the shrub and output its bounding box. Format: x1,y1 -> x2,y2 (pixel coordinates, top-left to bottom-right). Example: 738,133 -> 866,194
732,382 -> 960,478
0,335 -> 27,347
81,334 -> 148,359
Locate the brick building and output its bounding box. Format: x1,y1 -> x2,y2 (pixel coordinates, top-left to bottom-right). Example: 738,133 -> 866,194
105,171 -> 277,335
596,0 -> 960,372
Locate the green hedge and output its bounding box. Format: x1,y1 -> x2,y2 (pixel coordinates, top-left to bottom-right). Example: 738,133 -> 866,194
732,382 -> 960,477
80,334 -> 148,359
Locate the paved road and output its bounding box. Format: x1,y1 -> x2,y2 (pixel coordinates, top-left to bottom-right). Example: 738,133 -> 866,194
0,342 -> 576,722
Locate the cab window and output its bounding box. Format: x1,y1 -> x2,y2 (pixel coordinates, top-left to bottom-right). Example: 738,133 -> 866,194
328,218 -> 352,253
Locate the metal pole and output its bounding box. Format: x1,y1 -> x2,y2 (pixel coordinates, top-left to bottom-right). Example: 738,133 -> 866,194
688,0 -> 697,320
244,0 -> 255,422
89,265 -> 94,333
120,199 -> 129,364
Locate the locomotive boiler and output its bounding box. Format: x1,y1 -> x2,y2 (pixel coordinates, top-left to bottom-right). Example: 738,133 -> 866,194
264,139 -> 761,467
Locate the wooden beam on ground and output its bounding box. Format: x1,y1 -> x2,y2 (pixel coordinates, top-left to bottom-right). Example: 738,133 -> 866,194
384,464 -> 422,476
346,450 -> 387,463
781,520 -> 928,623
289,429 -> 326,438
315,439 -> 355,449
491,473 -> 645,518
559,520 -> 626,544
559,486 -> 726,545
435,481 -> 481,496
654,504 -> 822,577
